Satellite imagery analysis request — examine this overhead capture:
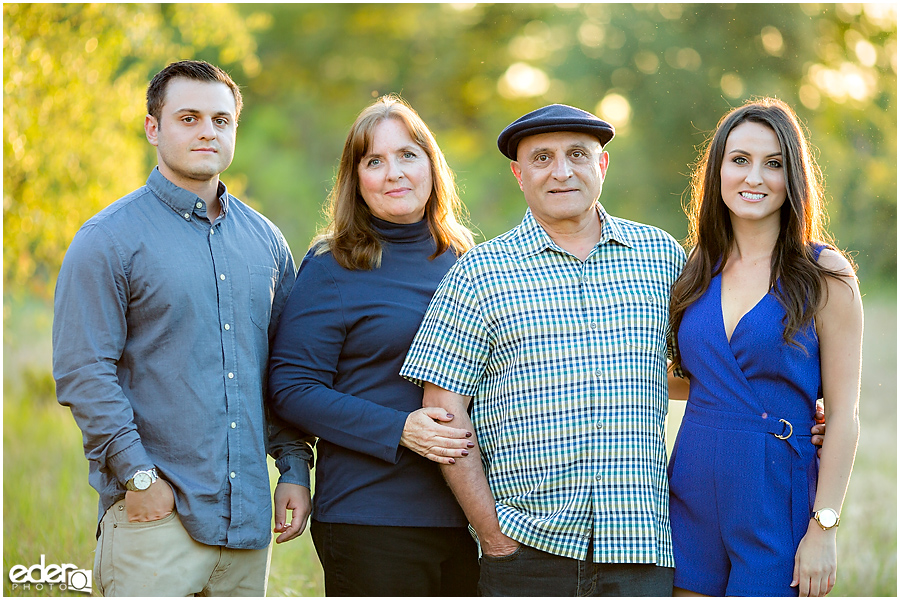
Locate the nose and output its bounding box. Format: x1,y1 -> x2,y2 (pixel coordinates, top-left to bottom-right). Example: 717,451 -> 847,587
197,117 -> 217,140
551,155 -> 573,180
745,162 -> 763,186
386,157 -> 404,180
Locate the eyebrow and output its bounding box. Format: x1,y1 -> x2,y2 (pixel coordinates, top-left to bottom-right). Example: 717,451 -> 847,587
363,144 -> 421,158
172,108 -> 234,118
728,148 -> 782,158
528,143 -> 592,158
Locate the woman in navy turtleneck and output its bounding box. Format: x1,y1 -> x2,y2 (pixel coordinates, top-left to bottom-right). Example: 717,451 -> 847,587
268,95 -> 478,595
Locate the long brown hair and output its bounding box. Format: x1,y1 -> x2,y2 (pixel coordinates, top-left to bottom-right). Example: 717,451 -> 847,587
669,98 -> 854,371
312,95 -> 474,270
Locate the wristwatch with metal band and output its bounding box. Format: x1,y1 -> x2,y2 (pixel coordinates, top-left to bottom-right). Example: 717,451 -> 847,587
813,507 -> 840,530
125,468 -> 158,491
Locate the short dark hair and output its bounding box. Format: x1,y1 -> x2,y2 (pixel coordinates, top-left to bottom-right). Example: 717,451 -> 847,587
146,60 -> 242,122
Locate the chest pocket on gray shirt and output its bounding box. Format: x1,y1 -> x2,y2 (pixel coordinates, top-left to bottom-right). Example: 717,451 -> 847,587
249,265 -> 278,330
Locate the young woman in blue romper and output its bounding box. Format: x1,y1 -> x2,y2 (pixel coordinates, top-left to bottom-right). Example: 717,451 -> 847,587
667,98 -> 863,597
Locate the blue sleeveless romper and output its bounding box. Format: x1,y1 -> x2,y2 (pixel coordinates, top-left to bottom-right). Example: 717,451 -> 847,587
668,248 -> 823,597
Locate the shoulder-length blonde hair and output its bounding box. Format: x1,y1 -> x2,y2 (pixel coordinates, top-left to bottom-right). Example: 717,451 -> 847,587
312,95 -> 474,270
669,97 -> 855,371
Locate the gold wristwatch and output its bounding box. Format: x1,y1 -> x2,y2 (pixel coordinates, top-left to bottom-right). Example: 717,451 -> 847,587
813,508 -> 840,530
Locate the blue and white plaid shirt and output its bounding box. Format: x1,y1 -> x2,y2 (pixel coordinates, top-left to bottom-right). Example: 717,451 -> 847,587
401,204 -> 685,565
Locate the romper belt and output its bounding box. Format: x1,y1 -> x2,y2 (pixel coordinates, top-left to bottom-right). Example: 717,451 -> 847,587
680,402 -> 817,545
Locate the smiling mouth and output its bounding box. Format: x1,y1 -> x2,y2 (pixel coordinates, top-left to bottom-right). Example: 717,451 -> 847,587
740,191 -> 766,200
549,189 -> 578,194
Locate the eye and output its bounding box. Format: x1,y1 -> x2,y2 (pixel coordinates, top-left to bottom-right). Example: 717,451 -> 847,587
402,151 -> 417,159
215,118 -> 229,126
366,157 -> 382,167
732,156 -> 748,165
182,116 -> 197,123
571,150 -> 586,158
767,159 -> 783,168
535,153 -> 550,163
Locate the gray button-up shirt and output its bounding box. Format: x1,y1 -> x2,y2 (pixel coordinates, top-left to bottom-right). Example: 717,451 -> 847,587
53,168 -> 313,549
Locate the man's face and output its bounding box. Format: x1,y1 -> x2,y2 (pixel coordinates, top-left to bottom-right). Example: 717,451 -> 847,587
145,77 -> 237,188
510,131 -> 609,228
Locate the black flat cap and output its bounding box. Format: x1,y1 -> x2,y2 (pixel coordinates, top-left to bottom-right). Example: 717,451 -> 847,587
497,104 -> 615,160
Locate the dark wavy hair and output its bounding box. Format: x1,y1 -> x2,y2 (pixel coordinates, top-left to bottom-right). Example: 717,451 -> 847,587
312,95 -> 474,270
146,60 -> 242,123
669,97 -> 855,372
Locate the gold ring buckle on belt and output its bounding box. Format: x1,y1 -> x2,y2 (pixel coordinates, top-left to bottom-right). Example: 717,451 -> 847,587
774,418 -> 793,440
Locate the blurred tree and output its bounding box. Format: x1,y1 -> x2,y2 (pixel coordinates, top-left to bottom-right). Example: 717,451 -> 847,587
3,3 -> 259,307
4,4 -> 896,305
234,3 -> 896,285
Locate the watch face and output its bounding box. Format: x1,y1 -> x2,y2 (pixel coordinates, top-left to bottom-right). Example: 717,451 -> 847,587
134,472 -> 153,490
818,510 -> 837,528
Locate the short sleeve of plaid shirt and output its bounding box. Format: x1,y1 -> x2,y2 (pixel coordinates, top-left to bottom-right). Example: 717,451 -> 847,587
401,207 -> 687,566
399,261 -> 491,395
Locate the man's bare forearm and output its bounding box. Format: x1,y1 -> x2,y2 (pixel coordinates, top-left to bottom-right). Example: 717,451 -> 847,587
422,383 -> 519,556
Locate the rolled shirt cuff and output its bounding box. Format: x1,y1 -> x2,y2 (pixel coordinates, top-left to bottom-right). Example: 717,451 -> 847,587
275,454 -> 311,488
106,442 -> 155,487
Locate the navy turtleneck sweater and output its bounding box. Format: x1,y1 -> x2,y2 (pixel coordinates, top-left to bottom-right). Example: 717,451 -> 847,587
268,217 -> 468,527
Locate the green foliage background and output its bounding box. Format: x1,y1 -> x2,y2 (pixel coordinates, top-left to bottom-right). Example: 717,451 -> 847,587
4,3 -> 897,305
3,3 -> 897,596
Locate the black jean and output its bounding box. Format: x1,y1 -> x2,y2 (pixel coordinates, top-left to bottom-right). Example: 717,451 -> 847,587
477,543 -> 674,597
310,520 -> 479,597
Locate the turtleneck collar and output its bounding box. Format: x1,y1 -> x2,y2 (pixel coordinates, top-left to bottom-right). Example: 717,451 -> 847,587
370,216 -> 433,244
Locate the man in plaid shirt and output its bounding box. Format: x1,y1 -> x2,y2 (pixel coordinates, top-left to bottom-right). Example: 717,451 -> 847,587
400,104 -> 685,596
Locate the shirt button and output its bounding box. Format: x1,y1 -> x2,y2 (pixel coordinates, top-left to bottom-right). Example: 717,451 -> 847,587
224,324 -> 230,331
595,369 -> 603,378
230,472 -> 236,479
228,372 -> 234,379
595,473 -> 602,482
231,422 -> 237,429
595,420 -> 603,430
210,229 -> 215,235
183,213 -> 190,220
590,322 -> 598,330
220,274 -> 226,280
196,202 -> 203,209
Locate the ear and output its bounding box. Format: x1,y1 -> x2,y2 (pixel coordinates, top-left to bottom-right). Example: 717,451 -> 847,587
598,150 -> 610,180
510,161 -> 525,192
144,115 -> 159,147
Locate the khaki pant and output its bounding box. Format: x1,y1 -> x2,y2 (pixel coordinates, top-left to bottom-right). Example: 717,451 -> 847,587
93,499 -> 271,596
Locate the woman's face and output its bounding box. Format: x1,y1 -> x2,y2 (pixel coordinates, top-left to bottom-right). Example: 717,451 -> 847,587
357,118 -> 433,224
719,121 -> 787,228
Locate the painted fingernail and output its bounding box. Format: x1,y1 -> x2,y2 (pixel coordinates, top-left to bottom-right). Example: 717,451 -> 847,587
462,450 -> 469,456
465,432 -> 472,438
449,458 -> 456,464
446,414 -> 454,419
467,441 -> 474,448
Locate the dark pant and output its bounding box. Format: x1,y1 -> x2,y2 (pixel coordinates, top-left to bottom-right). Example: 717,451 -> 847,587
310,520 -> 479,597
477,543 -> 674,597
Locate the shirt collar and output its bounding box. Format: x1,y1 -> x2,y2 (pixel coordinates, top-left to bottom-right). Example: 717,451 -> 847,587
512,202 -> 634,258
146,167 -> 229,220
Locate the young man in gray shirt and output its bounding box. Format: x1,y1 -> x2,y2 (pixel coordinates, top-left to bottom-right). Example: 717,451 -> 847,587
53,60 -> 313,596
